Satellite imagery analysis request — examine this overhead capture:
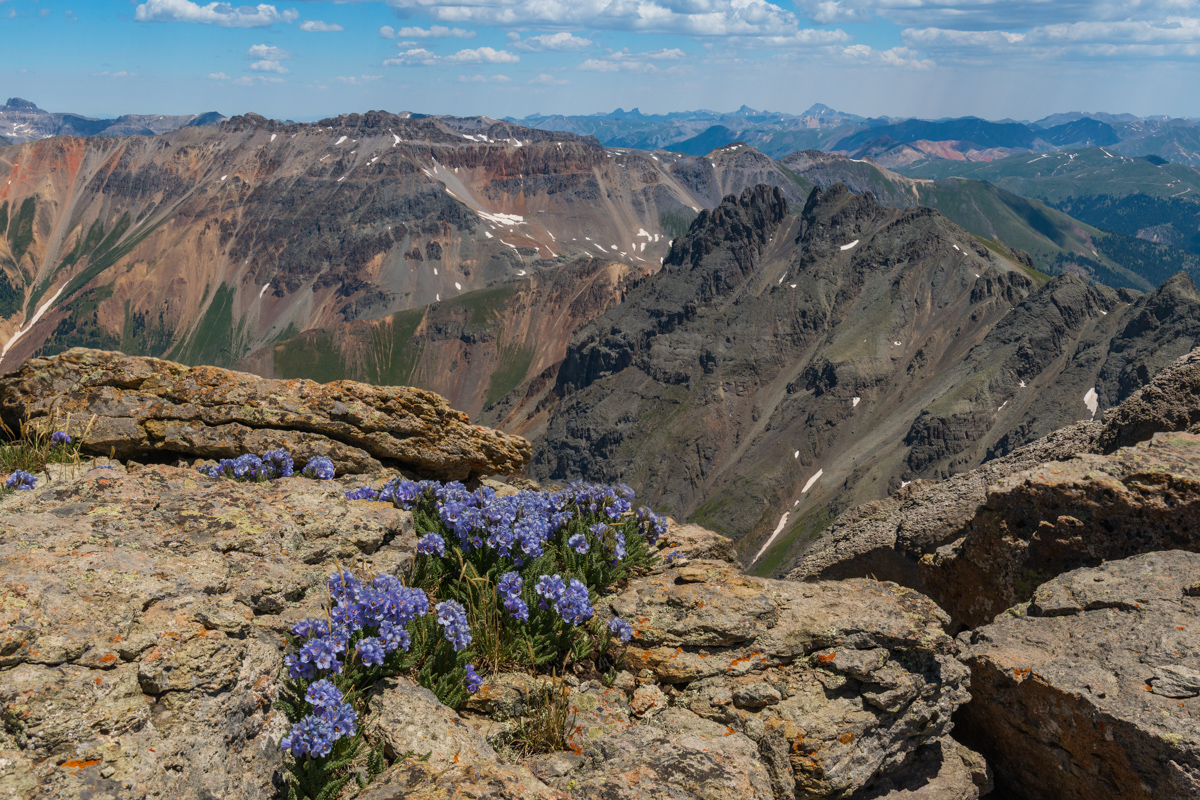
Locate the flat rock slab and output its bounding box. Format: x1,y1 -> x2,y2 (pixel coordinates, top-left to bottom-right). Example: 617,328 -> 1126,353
0,347 -> 531,479
0,463 -> 415,799
608,561 -> 970,800
920,431 -> 1200,628
956,550 -> 1200,800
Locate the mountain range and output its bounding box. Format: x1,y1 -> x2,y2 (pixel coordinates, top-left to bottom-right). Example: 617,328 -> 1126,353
4,106 -> 1200,572
0,97 -> 223,146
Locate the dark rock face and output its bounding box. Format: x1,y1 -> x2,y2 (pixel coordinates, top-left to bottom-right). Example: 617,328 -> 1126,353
528,179 -> 1200,569
0,348 -> 531,479
1099,341 -> 1200,452
919,431 -> 1200,628
956,551 -> 1200,800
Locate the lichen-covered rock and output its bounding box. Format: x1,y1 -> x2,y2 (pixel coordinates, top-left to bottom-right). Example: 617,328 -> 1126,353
855,739 -> 992,800
0,463 -> 414,799
369,678 -> 500,769
655,520 -> 741,566
919,432 -> 1200,628
608,561 -> 970,799
550,707 -> 776,800
956,551 -> 1200,800
0,348 -> 531,479
358,760 -> 567,800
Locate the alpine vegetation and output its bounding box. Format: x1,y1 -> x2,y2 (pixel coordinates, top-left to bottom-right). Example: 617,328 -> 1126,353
274,477 -> 669,799
195,449 -> 333,482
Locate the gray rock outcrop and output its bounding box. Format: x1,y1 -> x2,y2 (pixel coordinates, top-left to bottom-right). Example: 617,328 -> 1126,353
956,551 -> 1200,800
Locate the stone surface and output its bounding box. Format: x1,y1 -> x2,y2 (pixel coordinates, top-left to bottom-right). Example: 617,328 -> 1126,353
920,431 -> 1200,628
550,707 -> 776,800
0,348 -> 531,479
369,678 -> 500,769
608,560 -> 970,799
856,739 -> 993,800
1098,344 -> 1200,452
0,463 -> 415,799
956,550 -> 1200,800
358,760 -> 566,800
785,421 -> 1103,587
654,521 -> 741,566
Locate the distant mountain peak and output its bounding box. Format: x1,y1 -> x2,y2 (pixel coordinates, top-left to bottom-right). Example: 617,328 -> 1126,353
4,97 -> 42,111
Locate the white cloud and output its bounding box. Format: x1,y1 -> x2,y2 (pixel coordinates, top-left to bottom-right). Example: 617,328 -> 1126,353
247,44 -> 290,61
903,16 -> 1200,59
384,0 -> 822,38
232,75 -> 285,85
798,0 -> 1200,28
385,46 -> 519,66
380,24 -> 475,38
134,0 -> 297,28
839,44 -> 935,69
458,73 -> 511,82
335,75 -> 384,84
579,47 -> 690,72
209,72 -> 232,79
250,59 -> 289,73
507,31 -> 593,51
299,20 -> 342,32
530,73 -> 569,84
95,71 -> 138,78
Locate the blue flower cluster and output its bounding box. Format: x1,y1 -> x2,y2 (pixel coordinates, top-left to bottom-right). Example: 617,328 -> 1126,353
4,470 -> 36,490
197,448 -> 302,481
50,431 -> 71,446
636,506 -> 669,545
497,571 -> 528,621
535,574 -> 594,626
435,599 -> 472,652
303,456 -> 336,480
281,679 -> 358,759
608,617 -> 634,643
464,663 -> 483,694
345,486 -> 378,501
416,532 -> 446,557
285,571 -> 430,681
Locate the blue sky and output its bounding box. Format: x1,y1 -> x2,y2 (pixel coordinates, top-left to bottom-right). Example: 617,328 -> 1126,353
2,1 -> 1200,121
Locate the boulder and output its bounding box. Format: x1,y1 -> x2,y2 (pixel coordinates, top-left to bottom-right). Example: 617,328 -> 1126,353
855,739 -> 993,800
920,431 -> 1200,628
358,760 -> 566,800
655,520 -> 741,566
0,463 -> 415,799
550,707 -> 776,800
369,678 -> 500,769
956,551 -> 1200,800
786,421 -> 1103,587
608,561 -> 971,799
1098,345 -> 1200,452
0,348 -> 531,479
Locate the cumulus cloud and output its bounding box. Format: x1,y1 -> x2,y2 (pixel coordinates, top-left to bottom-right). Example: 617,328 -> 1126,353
385,46 -> 519,66
380,24 -> 475,38
579,47 -> 690,72
530,73 -> 569,84
232,75 -> 285,85
246,43 -> 291,74
299,20 -> 342,32
384,0 -> 824,38
134,0 -> 297,28
798,0 -> 1200,28
839,44 -> 935,69
335,75 -> 384,84
458,74 -> 511,82
507,31 -> 593,51
903,16 -> 1200,59
209,72 -> 232,79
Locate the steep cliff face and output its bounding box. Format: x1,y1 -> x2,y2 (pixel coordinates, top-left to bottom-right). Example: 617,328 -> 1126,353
520,184 -> 1200,574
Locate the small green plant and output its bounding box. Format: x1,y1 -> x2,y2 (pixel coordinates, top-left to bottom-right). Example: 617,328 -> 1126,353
502,679 -> 576,758
1,413 -> 93,491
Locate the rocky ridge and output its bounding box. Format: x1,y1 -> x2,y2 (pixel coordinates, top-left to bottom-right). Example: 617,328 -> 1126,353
518,182 -> 1200,570
0,348 -> 530,479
